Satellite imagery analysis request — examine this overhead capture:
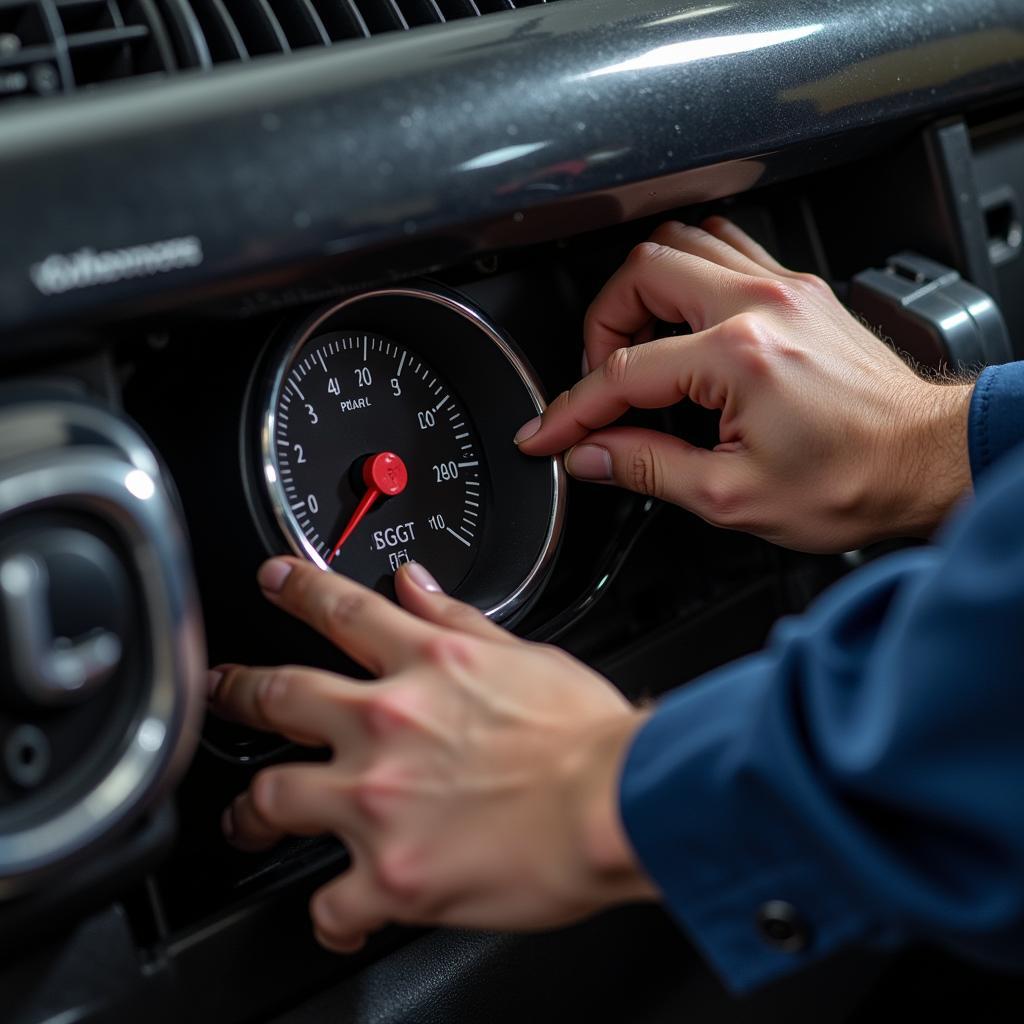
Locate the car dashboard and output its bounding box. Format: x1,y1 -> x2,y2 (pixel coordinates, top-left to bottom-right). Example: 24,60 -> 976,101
2,1 -> 1024,1021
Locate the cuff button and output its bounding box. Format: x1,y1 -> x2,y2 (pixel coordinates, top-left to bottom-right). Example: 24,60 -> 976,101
756,900 -> 810,953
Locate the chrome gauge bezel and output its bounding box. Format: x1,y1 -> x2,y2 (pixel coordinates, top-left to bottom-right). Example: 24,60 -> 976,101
249,286 -> 565,624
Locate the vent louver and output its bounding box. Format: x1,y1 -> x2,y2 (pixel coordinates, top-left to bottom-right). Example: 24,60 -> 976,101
0,0 -> 561,103
0,0 -> 177,102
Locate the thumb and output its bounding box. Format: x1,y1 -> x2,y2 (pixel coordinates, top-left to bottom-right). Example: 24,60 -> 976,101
565,426 -> 751,528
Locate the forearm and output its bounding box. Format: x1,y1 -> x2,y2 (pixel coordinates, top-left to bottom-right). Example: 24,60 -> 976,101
618,445 -> 1024,991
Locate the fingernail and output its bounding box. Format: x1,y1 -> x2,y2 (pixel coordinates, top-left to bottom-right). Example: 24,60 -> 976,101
566,444 -> 613,481
221,805 -> 235,841
207,669 -> 224,700
258,558 -> 293,593
581,351 -> 590,376
405,561 -> 442,592
514,415 -> 542,445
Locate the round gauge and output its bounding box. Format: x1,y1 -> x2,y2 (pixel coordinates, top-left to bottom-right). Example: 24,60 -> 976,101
271,333 -> 484,593
246,287 -> 564,623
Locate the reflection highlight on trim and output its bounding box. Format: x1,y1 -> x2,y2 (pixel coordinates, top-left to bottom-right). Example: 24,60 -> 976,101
646,5 -> 738,28
457,142 -> 551,173
578,24 -> 824,79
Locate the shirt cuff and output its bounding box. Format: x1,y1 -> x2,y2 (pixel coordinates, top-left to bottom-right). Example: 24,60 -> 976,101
619,662 -> 881,994
968,362 -> 1024,483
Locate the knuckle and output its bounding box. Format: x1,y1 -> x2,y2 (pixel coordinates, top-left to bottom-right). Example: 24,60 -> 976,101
722,313 -> 805,376
794,271 -> 832,298
419,633 -> 477,672
627,240 -> 661,266
602,345 -> 633,389
628,443 -> 661,497
366,685 -> 420,736
697,474 -> 747,524
648,220 -> 687,246
257,667 -> 297,718
726,311 -> 766,345
326,590 -> 368,634
560,378 -> 587,419
723,314 -> 770,372
749,277 -> 801,311
352,768 -> 400,822
627,240 -> 678,272
701,214 -> 729,234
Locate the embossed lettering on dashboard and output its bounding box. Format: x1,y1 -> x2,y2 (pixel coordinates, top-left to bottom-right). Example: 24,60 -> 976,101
29,236 -> 203,296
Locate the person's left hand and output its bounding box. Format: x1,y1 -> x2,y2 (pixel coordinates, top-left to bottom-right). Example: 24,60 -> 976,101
208,557 -> 655,953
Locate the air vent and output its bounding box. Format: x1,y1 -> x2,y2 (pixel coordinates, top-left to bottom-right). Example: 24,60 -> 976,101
0,0 -> 177,103
0,0 -> 562,102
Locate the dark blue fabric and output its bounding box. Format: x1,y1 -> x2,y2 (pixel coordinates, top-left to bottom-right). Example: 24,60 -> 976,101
620,364 -> 1024,993
969,362 -> 1024,481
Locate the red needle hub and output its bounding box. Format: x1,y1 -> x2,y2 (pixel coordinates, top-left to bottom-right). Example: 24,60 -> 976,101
326,452 -> 408,565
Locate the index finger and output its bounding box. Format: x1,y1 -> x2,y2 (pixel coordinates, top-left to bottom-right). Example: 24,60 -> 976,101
582,241 -> 760,372
258,558 -> 438,676
517,327 -> 724,456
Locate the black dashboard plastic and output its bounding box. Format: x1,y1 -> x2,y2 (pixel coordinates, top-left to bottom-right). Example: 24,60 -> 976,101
1,0 -> 1023,337
3,1 -> 1024,1021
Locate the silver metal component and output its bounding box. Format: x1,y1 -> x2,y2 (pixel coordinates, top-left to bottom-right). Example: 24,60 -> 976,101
1,553 -> 122,706
0,394 -> 205,897
251,286 -> 565,624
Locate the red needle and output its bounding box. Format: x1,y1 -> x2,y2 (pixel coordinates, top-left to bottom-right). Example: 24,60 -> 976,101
326,451 -> 408,565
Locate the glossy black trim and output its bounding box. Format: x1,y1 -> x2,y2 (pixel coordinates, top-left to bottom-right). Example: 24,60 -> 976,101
2,0 -> 1023,336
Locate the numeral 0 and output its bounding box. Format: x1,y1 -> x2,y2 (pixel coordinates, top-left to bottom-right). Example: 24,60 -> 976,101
307,494 -> 319,514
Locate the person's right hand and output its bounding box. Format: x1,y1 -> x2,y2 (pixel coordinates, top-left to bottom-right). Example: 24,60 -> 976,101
515,218 -> 975,553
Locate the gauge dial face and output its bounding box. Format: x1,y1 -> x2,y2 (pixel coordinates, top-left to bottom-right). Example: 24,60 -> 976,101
253,287 -> 565,623
270,332 -> 484,593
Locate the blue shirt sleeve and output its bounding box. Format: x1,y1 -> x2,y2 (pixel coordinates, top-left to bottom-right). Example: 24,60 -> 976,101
620,443 -> 1024,994
969,361 -> 1024,481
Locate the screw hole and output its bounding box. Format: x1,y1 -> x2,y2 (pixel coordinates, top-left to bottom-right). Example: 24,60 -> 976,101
4,724 -> 50,788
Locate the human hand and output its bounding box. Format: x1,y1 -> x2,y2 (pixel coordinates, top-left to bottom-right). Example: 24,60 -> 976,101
515,218 -> 974,553
209,558 -> 655,952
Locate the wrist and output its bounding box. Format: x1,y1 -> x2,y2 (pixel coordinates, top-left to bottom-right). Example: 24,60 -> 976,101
567,709 -> 660,909
885,377 -> 974,537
